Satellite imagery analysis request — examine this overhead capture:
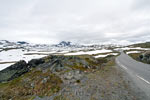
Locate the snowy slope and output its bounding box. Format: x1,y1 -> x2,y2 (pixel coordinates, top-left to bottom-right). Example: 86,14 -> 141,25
64,49 -> 112,55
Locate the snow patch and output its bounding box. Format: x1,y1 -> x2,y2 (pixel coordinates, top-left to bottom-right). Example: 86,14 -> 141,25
126,51 -> 141,54
120,47 -> 150,50
64,49 -> 112,55
94,53 -> 118,58
0,63 -> 15,71
0,49 -> 48,70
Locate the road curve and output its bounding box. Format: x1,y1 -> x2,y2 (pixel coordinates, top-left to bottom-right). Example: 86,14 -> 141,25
116,52 -> 150,99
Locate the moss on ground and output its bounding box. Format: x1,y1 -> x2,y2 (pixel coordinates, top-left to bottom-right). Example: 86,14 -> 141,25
0,69 -> 63,100
53,95 -> 69,100
65,56 -> 108,71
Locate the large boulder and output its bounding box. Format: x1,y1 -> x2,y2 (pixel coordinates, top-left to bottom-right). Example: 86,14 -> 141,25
0,60 -> 28,82
28,58 -> 45,68
139,51 -> 150,64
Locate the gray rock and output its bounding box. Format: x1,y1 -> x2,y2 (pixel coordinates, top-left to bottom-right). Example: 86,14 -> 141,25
64,70 -> 83,80
0,60 -> 28,82
28,58 -> 45,68
0,55 -> 99,83
31,83 -> 35,88
41,77 -> 50,84
139,51 -> 150,64
65,72 -> 74,80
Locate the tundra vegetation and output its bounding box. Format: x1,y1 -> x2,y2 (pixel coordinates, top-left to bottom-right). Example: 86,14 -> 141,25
0,54 -> 144,100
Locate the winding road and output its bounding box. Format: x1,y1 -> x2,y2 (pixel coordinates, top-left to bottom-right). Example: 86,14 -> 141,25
116,52 -> 150,99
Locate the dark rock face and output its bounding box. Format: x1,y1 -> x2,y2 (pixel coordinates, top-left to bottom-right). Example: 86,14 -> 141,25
36,55 -> 75,71
28,58 -> 45,68
139,51 -> 150,64
17,41 -> 29,44
58,41 -> 71,47
0,60 -> 28,82
41,55 -> 94,71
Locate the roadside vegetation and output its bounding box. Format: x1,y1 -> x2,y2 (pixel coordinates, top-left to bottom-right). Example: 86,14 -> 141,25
128,53 -> 141,60
128,51 -> 150,64
124,49 -> 145,53
123,47 -> 150,64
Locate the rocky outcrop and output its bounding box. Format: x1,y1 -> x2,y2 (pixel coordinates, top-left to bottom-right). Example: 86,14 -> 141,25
0,60 -> 28,82
139,51 -> 150,64
0,55 -> 102,83
28,58 -> 45,68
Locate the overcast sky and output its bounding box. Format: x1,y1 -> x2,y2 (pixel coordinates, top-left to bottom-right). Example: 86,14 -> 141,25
0,0 -> 150,44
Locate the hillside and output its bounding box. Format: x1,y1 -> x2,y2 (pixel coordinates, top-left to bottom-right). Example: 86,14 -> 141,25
131,42 -> 150,48
0,55 -> 145,100
0,55 -> 107,99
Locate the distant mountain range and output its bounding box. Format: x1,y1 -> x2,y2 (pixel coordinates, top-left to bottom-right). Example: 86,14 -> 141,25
0,40 -> 127,51
58,41 -> 71,46
0,40 -> 12,45
0,40 -> 81,50
17,41 -> 29,45
0,40 -> 29,49
54,41 -> 80,47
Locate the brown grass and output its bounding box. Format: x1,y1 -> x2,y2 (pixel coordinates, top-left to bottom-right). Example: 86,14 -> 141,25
0,69 -> 63,100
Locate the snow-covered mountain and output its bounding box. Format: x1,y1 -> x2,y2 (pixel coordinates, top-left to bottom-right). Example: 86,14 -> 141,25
17,41 -> 29,45
53,41 -> 82,48
0,40 -> 122,51
0,40 -> 29,48
57,41 -> 72,47
0,40 -> 16,48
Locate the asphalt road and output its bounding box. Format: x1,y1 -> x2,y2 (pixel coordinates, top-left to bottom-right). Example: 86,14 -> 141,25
116,52 -> 150,99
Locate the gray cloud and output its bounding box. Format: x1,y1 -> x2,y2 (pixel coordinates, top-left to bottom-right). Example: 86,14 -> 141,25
0,0 -> 150,44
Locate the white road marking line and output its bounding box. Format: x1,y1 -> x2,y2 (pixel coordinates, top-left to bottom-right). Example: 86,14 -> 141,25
117,61 -> 120,64
120,64 -> 128,70
136,75 -> 150,85
116,59 -> 128,70
117,58 -> 150,85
